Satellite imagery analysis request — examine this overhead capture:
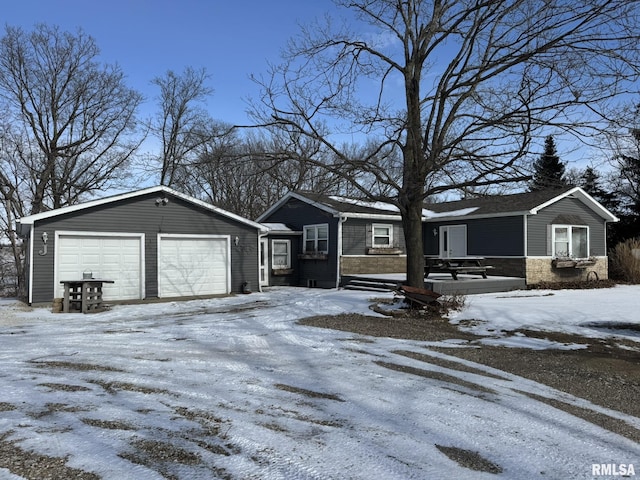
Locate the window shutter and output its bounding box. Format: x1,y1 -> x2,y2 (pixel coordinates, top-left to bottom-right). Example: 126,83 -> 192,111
546,225 -> 553,256
366,224 -> 372,248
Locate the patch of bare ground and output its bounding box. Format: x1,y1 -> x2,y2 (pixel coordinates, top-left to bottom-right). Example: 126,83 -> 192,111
38,382 -> 92,392
87,379 -> 174,396
274,383 -> 345,402
0,432 -> 100,480
29,360 -> 125,372
298,313 -> 480,342
81,418 -> 137,430
299,312 -> 640,442
374,361 -> 497,397
435,444 -> 503,474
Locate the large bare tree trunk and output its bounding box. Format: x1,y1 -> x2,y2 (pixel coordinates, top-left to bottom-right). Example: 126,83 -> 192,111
400,195 -> 425,288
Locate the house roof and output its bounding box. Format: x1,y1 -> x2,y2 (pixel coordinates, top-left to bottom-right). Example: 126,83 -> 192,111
17,186 -> 268,232
257,191 -> 404,221
425,186 -> 619,222
258,187 -> 619,223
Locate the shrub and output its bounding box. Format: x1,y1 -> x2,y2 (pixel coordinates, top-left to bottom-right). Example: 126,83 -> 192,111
609,237 -> 640,284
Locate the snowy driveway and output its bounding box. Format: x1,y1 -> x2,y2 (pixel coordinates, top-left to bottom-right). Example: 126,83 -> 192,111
0,287 -> 638,479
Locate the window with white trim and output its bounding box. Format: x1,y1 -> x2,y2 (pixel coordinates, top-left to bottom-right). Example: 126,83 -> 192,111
304,224 -> 329,253
372,224 -> 393,247
272,240 -> 291,269
552,225 -> 589,258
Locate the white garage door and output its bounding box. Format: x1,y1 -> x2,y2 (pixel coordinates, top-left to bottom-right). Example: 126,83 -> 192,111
158,235 -> 229,297
56,234 -> 143,300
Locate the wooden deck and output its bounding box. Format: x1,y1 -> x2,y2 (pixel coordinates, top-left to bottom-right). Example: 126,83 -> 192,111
342,273 -> 526,295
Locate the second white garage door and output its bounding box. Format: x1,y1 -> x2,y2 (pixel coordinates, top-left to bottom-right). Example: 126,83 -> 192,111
158,235 -> 230,297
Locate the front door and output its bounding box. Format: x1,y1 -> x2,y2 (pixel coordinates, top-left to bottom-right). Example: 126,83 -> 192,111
440,225 -> 467,258
259,238 -> 269,286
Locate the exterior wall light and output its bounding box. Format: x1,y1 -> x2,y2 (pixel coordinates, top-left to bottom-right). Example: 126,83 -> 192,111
39,231 -> 48,256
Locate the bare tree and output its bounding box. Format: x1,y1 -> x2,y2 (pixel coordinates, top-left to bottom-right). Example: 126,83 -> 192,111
252,0 -> 640,287
0,24 -> 143,298
0,24 -> 143,215
174,125 -> 350,219
151,67 -> 215,186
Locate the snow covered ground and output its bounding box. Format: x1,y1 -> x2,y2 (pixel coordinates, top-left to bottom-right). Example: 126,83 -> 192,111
0,285 -> 638,479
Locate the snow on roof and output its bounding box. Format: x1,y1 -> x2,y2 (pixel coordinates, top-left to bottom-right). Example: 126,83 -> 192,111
330,196 -> 479,219
329,196 -> 400,213
261,223 -> 300,233
422,207 -> 480,218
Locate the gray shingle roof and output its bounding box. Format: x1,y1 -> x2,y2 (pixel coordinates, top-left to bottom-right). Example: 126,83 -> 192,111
297,188 -> 576,217
294,191 -> 401,216
424,187 -> 575,216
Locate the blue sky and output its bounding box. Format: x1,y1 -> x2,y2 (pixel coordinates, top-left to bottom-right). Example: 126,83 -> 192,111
3,1 -> 612,170
3,0 -> 335,125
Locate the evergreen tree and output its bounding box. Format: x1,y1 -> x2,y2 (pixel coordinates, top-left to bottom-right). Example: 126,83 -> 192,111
580,167 -> 619,212
530,135 -> 567,191
613,129 -> 640,243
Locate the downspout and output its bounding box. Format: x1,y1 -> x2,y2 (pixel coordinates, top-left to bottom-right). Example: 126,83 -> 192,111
336,216 -> 347,288
28,224 -> 35,305
523,214 -> 528,257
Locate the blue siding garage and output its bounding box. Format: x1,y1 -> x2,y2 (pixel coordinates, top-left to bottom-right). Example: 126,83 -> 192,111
18,186 -> 266,305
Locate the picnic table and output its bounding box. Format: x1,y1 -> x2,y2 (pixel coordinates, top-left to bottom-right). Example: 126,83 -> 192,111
60,279 -> 114,313
424,256 -> 493,280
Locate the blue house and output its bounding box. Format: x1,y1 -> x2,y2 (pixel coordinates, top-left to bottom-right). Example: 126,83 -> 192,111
259,187 -> 618,287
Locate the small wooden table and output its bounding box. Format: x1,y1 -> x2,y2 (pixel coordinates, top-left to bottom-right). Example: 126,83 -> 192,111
60,279 -> 114,313
424,256 -> 493,280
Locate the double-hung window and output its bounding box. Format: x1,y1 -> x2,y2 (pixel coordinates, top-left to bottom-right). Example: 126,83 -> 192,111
372,224 -> 393,247
304,224 -> 329,253
552,225 -> 589,259
272,240 -> 291,269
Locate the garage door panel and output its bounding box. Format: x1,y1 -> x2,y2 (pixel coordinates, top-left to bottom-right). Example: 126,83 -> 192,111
159,237 -> 228,297
56,235 -> 142,301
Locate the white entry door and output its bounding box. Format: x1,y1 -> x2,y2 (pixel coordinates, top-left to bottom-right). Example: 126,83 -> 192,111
158,235 -> 230,297
439,225 -> 467,258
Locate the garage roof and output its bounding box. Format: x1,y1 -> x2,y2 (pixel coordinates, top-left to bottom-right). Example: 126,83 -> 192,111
18,186 -> 268,232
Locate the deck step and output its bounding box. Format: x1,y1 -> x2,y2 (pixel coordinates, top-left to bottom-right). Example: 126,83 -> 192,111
342,278 -> 401,292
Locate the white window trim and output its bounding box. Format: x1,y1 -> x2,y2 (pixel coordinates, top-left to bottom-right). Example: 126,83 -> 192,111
303,224 -> 329,254
372,223 -> 393,248
271,239 -> 291,269
551,224 -> 589,259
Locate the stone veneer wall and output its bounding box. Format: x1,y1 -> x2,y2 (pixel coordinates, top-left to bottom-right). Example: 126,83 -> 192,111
340,255 -> 407,275
525,257 -> 609,284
